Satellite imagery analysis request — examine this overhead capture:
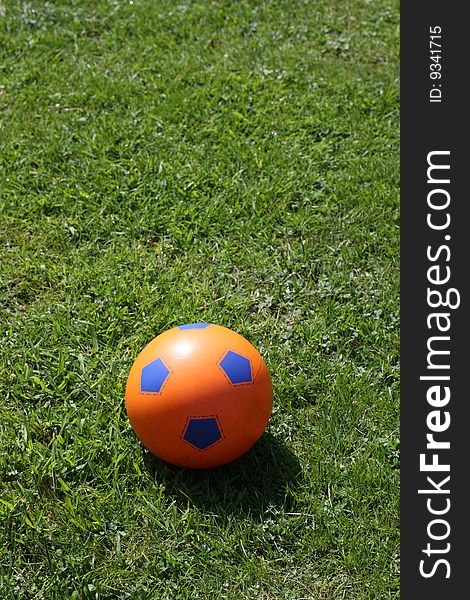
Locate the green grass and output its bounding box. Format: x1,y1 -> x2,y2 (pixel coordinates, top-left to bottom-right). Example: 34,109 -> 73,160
0,0 -> 399,598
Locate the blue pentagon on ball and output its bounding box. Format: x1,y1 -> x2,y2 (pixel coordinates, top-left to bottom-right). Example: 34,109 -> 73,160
182,416 -> 223,450
140,357 -> 170,393
178,323 -> 210,330
219,350 -> 253,385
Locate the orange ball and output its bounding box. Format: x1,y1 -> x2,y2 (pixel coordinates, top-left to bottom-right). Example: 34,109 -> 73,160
125,323 -> 273,469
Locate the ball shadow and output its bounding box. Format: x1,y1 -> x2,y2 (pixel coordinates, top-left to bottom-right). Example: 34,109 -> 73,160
142,432 -> 303,520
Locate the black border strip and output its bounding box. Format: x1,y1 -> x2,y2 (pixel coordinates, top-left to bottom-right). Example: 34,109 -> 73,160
401,3 -> 467,597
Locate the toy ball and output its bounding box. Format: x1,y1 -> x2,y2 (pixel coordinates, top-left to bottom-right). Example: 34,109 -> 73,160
125,323 -> 273,469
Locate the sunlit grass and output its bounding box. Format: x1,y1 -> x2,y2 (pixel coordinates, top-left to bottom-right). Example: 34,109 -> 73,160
0,1 -> 399,598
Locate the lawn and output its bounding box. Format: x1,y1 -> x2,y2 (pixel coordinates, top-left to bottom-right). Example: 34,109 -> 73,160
0,0 -> 399,598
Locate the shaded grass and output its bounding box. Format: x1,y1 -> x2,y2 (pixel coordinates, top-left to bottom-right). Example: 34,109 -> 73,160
1,0 -> 399,598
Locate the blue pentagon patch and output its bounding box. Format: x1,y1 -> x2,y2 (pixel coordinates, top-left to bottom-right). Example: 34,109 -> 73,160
178,323 -> 210,330
182,416 -> 223,451
140,357 -> 170,393
219,350 -> 253,385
